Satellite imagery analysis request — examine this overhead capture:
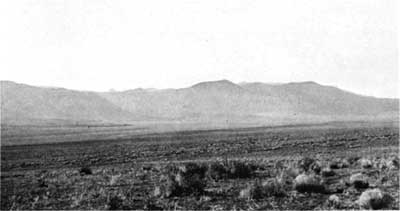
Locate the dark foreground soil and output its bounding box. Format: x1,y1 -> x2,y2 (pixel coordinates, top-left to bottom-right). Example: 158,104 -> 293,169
1,122 -> 399,210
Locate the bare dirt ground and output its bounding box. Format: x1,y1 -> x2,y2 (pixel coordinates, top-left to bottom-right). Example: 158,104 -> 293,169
1,121 -> 399,210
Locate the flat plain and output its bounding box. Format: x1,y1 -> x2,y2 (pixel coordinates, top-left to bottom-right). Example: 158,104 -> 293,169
1,121 -> 399,210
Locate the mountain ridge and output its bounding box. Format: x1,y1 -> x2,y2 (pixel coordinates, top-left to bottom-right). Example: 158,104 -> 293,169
1,80 -> 398,125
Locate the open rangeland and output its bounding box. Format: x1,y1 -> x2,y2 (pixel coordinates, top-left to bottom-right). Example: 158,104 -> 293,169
1,121 -> 399,210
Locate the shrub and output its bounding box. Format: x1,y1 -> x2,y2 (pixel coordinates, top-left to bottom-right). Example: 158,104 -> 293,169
240,180 -> 265,200
310,161 -> 322,174
388,156 -> 399,169
239,179 -> 285,200
108,195 -> 123,210
227,161 -> 254,179
262,179 -> 286,197
359,158 -> 372,169
329,161 -> 340,169
37,178 -> 47,188
321,168 -> 335,177
207,162 -> 228,181
79,166 -> 92,175
297,157 -> 316,172
350,173 -> 369,189
277,166 -> 299,186
207,160 -> 255,180
155,174 -> 179,198
155,162 -> 207,197
340,159 -> 350,168
326,194 -> 341,209
346,156 -> 360,165
329,159 -> 349,169
357,188 -> 393,209
294,174 -> 325,193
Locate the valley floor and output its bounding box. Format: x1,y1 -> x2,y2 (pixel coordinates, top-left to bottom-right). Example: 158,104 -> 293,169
1,121 -> 399,210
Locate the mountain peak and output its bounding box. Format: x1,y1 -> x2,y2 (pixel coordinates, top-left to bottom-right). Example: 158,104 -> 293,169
286,81 -> 320,86
191,79 -> 240,90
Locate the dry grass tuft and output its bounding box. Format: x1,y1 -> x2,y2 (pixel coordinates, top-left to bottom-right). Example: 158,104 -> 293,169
357,188 -> 393,210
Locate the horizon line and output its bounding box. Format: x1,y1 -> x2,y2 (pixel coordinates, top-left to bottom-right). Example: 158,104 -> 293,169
1,79 -> 398,100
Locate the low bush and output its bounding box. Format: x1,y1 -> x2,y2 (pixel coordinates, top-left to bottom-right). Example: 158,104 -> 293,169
321,168 -> 335,177
346,156 -> 360,165
297,157 -> 316,172
359,158 -> 373,169
155,162 -> 207,197
107,195 -> 124,210
350,173 -> 369,189
277,166 -> 299,186
388,156 -> 399,169
310,161 -> 322,174
239,179 -> 286,200
240,180 -> 265,200
208,162 -> 228,181
207,160 -> 256,180
294,174 -> 325,193
357,188 -> 393,209
227,160 -> 255,179
79,166 -> 92,175
326,194 -> 341,209
329,159 -> 349,169
262,179 -> 287,197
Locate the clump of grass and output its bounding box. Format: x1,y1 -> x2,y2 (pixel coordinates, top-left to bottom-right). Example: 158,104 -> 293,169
388,156 -> 399,169
261,179 -> 287,197
207,162 -> 229,181
310,161 -> 322,174
350,173 -> 369,189
79,166 -> 92,175
357,188 -> 393,209
239,179 -> 286,200
207,160 -> 256,180
346,156 -> 360,165
326,194 -> 342,209
155,162 -> 208,197
276,166 -> 299,186
293,174 -> 325,193
226,160 -> 255,179
297,156 -> 316,172
240,180 -> 265,200
329,158 -> 349,169
359,158 -> 373,169
107,195 -> 124,210
321,167 -> 335,177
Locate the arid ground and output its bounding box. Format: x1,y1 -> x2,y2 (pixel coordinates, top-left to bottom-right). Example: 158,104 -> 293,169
1,121 -> 399,210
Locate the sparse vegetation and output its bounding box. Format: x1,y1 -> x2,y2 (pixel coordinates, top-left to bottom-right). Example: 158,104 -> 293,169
293,174 -> 325,193
350,173 -> 369,189
357,188 -> 393,209
107,195 -> 124,210
1,123 -> 399,210
359,158 -> 373,169
155,162 -> 208,197
297,156 -> 316,172
79,166 -> 93,175
329,158 -> 349,169
326,194 -> 341,209
321,167 -> 335,177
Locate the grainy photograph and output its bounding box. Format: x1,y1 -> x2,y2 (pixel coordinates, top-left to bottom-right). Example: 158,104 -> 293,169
0,0 -> 399,210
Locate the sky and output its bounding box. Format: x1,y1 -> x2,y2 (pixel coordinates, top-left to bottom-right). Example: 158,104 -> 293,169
0,0 -> 398,98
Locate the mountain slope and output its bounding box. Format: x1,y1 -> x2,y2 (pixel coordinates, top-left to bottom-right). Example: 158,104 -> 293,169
1,81 -> 134,124
241,81 -> 398,116
100,80 -> 399,121
1,80 -> 398,125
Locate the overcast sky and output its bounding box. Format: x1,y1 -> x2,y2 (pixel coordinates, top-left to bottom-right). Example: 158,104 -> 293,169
0,0 -> 398,98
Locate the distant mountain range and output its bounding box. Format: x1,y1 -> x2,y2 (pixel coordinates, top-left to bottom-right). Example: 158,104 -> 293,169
1,80 -> 398,126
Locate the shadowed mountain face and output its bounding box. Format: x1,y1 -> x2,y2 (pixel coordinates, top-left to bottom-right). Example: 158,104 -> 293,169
1,81 -> 134,124
1,80 -> 398,125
